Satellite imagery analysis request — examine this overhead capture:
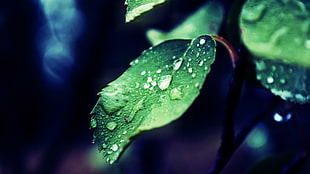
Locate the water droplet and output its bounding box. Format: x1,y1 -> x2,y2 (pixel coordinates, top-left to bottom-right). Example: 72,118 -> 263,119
90,118 -> 97,128
123,131 -> 127,135
199,38 -> 206,45
188,58 -> 192,61
204,66 -> 209,71
151,81 -> 157,86
257,74 -> 262,80
267,76 -> 274,83
255,60 -> 266,71
106,122 -> 117,131
91,141 -> 95,144
156,69 -> 162,73
141,71 -> 146,75
158,75 -> 172,90
144,83 -> 150,89
188,68 -> 193,73
102,143 -> 108,149
295,94 -> 306,102
172,56 -> 176,59
195,83 -> 199,88
173,58 -> 183,70
279,78 -> 286,84
111,144 -> 118,151
107,151 -> 112,155
196,52 -> 200,57
134,59 -> 139,63
170,88 -> 183,100
273,112 -> 292,122
147,77 -> 152,83
198,60 -> 204,66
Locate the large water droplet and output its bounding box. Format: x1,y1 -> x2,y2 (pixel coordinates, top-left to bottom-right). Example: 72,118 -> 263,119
90,118 -> 97,128
141,71 -> 146,75
156,69 -> 162,73
158,75 -> 172,90
111,144 -> 118,151
267,76 -> 274,83
106,122 -> 117,130
273,112 -> 292,122
170,88 -> 183,100
147,77 -> 152,83
199,38 -> 206,45
173,58 -> 183,70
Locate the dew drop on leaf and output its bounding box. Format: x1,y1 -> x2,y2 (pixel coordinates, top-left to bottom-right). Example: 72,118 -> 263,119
173,58 -> 183,71
111,144 -> 119,152
90,118 -> 97,128
106,122 -> 117,131
158,75 -> 172,90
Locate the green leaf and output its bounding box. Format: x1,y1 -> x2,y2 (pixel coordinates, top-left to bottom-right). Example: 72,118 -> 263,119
254,58 -> 310,104
90,35 -> 216,164
125,0 -> 168,23
239,0 -> 310,67
146,0 -> 224,45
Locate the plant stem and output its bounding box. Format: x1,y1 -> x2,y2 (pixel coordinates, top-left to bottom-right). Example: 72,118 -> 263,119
209,57 -> 246,174
209,34 -> 239,68
209,95 -> 284,174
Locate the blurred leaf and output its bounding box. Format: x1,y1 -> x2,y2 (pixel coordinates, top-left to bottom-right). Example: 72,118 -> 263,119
90,35 -> 216,164
240,0 -> 310,103
125,0 -> 168,23
146,0 -> 224,45
254,58 -> 310,104
240,0 -> 310,67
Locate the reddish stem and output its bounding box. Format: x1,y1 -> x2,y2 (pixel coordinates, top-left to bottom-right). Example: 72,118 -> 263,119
209,34 -> 239,68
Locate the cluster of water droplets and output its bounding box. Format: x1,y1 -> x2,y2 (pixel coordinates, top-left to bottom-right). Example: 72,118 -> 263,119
255,59 -> 310,104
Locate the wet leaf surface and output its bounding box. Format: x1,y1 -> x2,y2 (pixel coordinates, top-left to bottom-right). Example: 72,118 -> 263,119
90,35 -> 216,164
125,0 -> 168,23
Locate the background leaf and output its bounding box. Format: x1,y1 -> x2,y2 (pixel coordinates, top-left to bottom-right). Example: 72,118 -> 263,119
146,0 -> 224,45
125,0 -> 168,23
239,0 -> 310,67
240,0 -> 310,104
254,58 -> 310,104
90,35 -> 216,164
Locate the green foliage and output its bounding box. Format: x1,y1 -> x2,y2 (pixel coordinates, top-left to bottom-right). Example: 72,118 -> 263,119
240,0 -> 310,104
254,58 -> 310,104
239,0 -> 310,67
146,0 -> 224,45
90,35 -> 216,164
125,0 -> 168,23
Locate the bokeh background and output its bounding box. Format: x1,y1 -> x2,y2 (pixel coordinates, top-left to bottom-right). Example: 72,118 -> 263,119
1,0 -> 310,173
